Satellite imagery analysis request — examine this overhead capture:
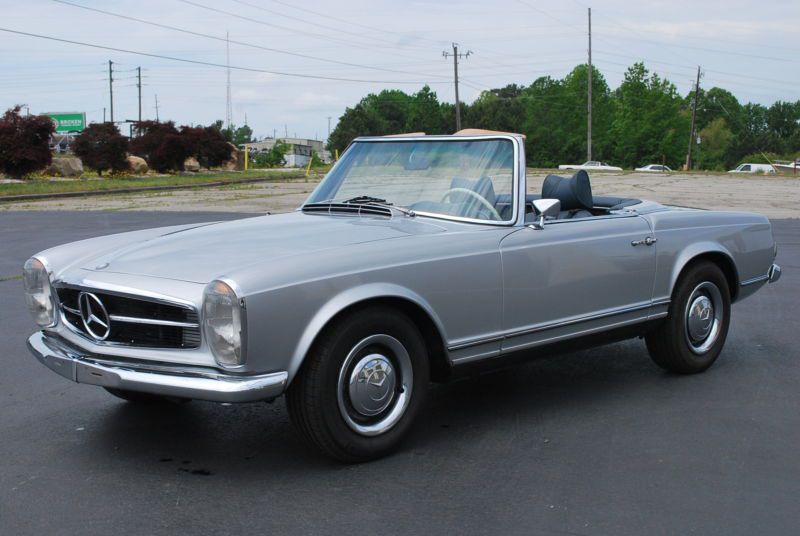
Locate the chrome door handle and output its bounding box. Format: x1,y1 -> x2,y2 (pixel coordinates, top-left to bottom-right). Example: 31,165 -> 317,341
631,236 -> 657,246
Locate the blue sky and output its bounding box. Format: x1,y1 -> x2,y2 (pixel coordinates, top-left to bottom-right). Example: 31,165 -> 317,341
1,0 -> 797,141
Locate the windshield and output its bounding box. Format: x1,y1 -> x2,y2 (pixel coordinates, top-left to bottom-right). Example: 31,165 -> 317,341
305,138 -> 516,222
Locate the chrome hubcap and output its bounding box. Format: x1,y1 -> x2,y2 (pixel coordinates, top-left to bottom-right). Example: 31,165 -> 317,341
348,354 -> 396,417
687,295 -> 714,341
337,334 -> 413,437
684,281 -> 723,355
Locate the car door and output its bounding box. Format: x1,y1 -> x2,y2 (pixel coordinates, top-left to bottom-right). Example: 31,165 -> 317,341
499,214 -> 656,353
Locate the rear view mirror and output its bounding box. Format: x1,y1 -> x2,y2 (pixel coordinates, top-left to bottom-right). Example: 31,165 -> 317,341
530,198 -> 560,230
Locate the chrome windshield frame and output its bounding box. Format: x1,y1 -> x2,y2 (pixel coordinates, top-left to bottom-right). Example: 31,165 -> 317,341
303,134 -> 523,227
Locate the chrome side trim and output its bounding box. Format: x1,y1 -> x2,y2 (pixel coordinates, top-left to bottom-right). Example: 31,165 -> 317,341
503,302 -> 652,340
740,274 -> 769,286
108,315 -> 200,328
27,332 -> 286,403
447,300 -> 669,352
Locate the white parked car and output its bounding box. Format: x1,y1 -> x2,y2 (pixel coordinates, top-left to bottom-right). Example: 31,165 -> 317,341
728,163 -> 776,174
635,164 -> 672,172
559,161 -> 622,171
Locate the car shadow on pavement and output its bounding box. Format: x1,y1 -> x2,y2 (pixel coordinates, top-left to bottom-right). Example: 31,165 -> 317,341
75,337 -> 703,474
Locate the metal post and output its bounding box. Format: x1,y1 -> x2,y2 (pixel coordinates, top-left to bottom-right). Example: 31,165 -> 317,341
137,67 -> 142,124
108,60 -> 114,123
587,7 -> 592,162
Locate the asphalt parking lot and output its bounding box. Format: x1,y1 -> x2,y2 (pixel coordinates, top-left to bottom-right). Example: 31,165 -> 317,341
1,211 -> 798,536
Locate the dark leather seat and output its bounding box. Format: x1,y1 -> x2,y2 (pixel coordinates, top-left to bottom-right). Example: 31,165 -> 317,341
541,170 -> 594,219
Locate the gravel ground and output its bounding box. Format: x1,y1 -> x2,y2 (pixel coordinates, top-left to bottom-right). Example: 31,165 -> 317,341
2,171 -> 797,218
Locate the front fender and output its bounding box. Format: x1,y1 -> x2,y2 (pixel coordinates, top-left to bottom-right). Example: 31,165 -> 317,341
287,283 -> 448,384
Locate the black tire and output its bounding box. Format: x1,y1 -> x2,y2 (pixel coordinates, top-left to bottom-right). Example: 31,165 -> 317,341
286,305 -> 429,462
645,261 -> 731,374
104,388 -> 191,404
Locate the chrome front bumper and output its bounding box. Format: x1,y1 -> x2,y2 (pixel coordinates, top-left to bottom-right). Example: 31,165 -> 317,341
27,332 -> 288,403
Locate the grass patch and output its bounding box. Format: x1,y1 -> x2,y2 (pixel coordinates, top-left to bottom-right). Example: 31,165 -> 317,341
0,274 -> 23,282
0,169 -> 316,198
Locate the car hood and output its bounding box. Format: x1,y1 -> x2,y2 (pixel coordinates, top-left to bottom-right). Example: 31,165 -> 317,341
79,211 -> 447,284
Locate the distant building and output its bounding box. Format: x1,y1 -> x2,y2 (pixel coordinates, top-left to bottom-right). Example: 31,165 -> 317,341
245,137 -> 330,167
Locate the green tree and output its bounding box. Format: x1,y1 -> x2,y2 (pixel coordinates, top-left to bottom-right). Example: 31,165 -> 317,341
406,85 -> 447,134
465,84 -> 526,135
327,89 -> 412,153
610,63 -> 689,169
696,118 -> 734,170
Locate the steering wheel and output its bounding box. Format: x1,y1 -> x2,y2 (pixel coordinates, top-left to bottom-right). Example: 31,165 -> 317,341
440,187 -> 502,221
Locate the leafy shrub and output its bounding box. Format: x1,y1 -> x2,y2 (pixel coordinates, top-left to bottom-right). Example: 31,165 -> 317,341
252,140 -> 290,168
72,122 -> 130,176
130,121 -> 189,173
180,126 -> 233,168
0,105 -> 55,179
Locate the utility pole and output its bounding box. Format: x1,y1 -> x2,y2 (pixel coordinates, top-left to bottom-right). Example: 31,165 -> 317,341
108,60 -> 114,123
327,116 -> 331,140
103,107 -> 106,123
154,94 -> 160,121
442,43 -> 472,132
136,66 -> 142,124
685,65 -> 702,171
225,31 -> 233,131
587,7 -> 592,162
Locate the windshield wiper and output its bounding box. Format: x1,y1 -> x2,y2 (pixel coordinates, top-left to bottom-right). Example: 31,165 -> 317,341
343,195 -> 388,204
341,195 -> 416,217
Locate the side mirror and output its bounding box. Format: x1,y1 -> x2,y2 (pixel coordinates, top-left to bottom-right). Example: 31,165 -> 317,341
530,198 -> 560,230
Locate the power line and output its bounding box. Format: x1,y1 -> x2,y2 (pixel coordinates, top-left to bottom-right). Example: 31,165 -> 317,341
0,27 -> 448,85
50,0 -> 448,79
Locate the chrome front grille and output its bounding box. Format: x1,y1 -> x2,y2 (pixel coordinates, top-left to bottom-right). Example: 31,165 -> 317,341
56,287 -> 201,349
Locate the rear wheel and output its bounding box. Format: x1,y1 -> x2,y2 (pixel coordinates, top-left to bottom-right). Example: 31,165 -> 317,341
287,306 -> 429,462
645,261 -> 731,374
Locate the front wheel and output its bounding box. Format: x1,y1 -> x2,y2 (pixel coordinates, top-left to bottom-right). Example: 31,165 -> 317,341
287,306 -> 429,462
645,261 -> 731,374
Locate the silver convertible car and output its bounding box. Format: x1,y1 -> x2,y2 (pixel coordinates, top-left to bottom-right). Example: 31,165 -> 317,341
24,132 -> 781,462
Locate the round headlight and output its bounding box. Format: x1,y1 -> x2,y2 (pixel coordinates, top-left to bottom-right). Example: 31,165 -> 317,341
23,257 -> 57,327
203,280 -> 245,368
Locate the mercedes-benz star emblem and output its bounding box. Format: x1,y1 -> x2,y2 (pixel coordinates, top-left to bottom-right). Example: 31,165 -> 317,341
78,292 -> 111,341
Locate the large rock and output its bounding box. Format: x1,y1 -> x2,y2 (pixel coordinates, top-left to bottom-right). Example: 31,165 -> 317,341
221,142 -> 240,171
46,157 -> 83,177
126,155 -> 148,175
183,156 -> 201,172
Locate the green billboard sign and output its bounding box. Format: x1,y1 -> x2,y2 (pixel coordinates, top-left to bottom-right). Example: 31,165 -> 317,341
46,112 -> 86,133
